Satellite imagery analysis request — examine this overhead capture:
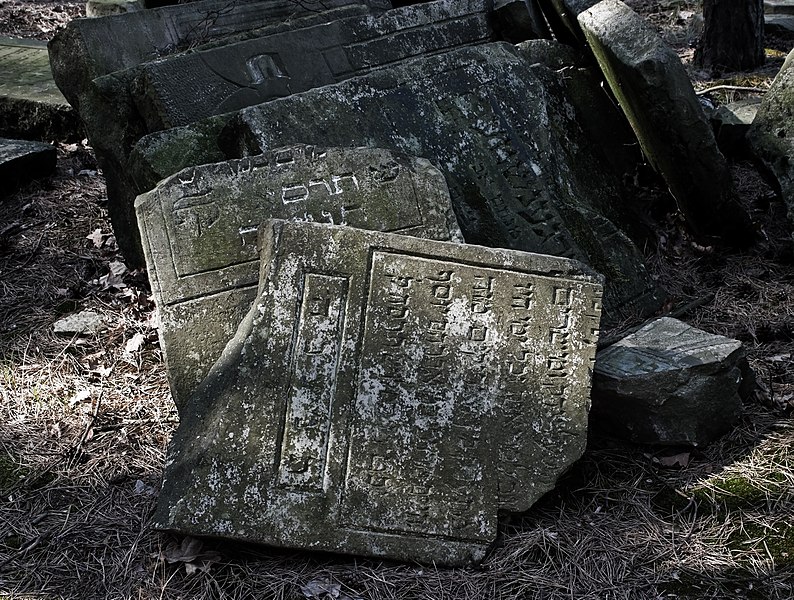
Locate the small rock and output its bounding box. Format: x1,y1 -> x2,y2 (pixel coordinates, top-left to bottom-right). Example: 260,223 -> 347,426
591,317 -> 746,447
53,310 -> 108,335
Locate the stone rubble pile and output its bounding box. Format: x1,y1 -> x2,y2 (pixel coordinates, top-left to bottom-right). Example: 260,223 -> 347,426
47,0 -> 769,564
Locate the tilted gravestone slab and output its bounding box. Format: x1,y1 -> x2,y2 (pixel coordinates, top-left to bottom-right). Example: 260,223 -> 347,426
89,0 -> 497,268
205,42 -> 659,327
154,219 -> 603,563
136,145 -> 462,411
578,0 -> 753,245
47,0 -> 390,109
131,0 -> 496,130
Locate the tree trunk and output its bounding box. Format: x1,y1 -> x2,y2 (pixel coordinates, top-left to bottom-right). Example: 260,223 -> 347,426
695,0 -> 765,74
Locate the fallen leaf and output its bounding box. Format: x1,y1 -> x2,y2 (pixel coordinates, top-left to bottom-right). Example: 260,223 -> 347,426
68,388 -> 92,408
109,260 -> 128,277
124,333 -> 146,355
86,229 -> 104,248
161,536 -> 221,576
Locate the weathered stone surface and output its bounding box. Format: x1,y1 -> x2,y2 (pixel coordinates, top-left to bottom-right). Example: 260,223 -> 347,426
0,138 -> 56,193
86,0 -> 143,18
591,317 -> 745,446
84,0 -> 495,268
0,37 -> 82,141
154,219 -> 603,563
132,42 -> 662,327
53,310 -> 109,335
578,0 -> 753,245
137,145 -> 462,411
47,0 -> 390,110
748,49 -> 794,234
131,0 -> 495,130
766,14 -> 794,35
711,99 -> 760,156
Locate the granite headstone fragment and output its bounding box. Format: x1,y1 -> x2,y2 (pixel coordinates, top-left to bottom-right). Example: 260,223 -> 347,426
591,317 -> 745,446
136,145 -> 462,411
154,219 -> 603,564
748,49 -> 794,234
578,0 -> 753,245
711,99 -> 761,157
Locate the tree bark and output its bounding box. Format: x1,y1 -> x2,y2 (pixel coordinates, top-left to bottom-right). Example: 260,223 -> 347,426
695,0 -> 765,74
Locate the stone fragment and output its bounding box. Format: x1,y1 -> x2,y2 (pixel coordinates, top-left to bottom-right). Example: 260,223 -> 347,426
136,145 -> 462,411
578,0 -> 753,245
0,37 -> 82,141
748,49 -> 794,234
154,219 -> 603,563
0,138 -> 56,193
47,0 -> 390,110
591,317 -> 745,446
53,310 -> 108,335
711,99 -> 761,157
131,43 -> 661,327
766,14 -> 794,35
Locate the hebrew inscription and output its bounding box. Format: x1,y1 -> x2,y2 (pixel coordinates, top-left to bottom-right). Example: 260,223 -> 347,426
136,145 -> 461,411
154,220 -> 603,564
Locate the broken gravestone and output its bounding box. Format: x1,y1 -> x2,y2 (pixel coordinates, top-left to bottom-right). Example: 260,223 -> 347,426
0,138 -> 56,194
136,145 -> 462,411
748,49 -> 794,236
591,317 -> 746,446
78,0 -> 499,268
131,42 -> 662,327
578,0 -> 753,245
154,219 -> 603,565
711,99 -> 761,157
47,0 -> 391,110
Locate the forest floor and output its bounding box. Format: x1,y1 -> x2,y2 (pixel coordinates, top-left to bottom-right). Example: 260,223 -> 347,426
1,1 -> 794,599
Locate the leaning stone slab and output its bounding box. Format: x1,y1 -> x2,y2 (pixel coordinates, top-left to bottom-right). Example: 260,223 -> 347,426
131,0 -> 496,130
154,219 -> 603,563
47,0 -> 390,109
89,0 -> 495,268
591,317 -> 745,446
203,42 -> 660,327
0,138 -> 56,194
748,49 -> 794,235
136,145 -> 462,411
578,0 -> 753,245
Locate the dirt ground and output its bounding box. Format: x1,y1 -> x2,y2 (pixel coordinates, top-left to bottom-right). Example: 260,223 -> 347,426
1,1 -> 794,599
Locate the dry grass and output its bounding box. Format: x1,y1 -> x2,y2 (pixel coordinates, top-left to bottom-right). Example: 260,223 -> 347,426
2,2 -> 794,599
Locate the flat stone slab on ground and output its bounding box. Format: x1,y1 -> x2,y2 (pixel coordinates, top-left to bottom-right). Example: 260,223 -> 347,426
0,37 -> 81,140
765,0 -> 794,15
132,42 -> 661,327
136,145 -> 462,411
578,0 -> 752,245
155,219 -> 603,564
591,317 -> 745,446
0,138 -> 56,193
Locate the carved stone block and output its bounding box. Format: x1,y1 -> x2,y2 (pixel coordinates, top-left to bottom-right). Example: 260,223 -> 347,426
154,219 -> 603,564
135,145 -> 461,410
